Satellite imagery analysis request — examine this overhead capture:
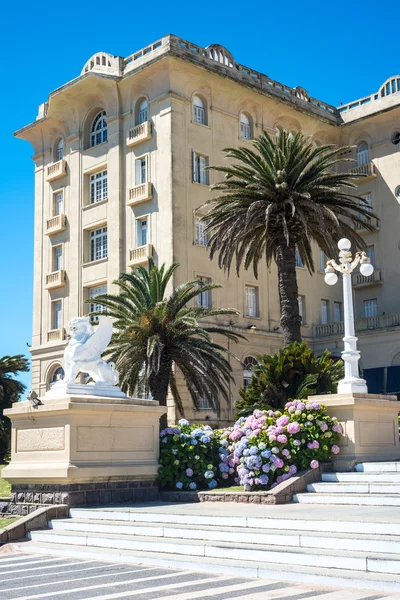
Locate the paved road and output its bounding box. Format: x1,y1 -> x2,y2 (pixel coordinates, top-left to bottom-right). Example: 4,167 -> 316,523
0,553 -> 397,600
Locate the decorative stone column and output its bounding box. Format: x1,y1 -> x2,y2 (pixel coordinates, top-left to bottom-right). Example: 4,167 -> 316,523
2,393 -> 166,514
313,393 -> 400,471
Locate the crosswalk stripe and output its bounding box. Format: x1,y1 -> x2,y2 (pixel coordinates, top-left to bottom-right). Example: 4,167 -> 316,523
0,556 -> 67,570
0,566 -> 156,593
0,554 -> 36,563
137,579 -> 286,600
0,561 -> 113,583
78,575 -> 236,600
9,569 -> 199,600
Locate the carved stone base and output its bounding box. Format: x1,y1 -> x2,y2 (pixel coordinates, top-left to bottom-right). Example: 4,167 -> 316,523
313,393 -> 400,470
47,381 -> 127,398
1,394 -> 166,497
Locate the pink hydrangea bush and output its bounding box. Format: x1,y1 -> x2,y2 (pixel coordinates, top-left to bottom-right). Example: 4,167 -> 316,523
217,400 -> 342,490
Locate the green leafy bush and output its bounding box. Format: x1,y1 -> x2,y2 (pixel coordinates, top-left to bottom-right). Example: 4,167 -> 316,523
236,342 -> 343,416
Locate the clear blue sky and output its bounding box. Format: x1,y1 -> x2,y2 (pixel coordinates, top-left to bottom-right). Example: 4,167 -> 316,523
0,0 -> 398,391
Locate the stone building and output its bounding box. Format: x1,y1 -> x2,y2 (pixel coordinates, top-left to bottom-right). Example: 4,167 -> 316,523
15,35 -> 400,423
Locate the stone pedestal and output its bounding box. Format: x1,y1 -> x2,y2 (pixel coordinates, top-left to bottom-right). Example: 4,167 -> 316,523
313,393 -> 400,471
1,394 -> 166,512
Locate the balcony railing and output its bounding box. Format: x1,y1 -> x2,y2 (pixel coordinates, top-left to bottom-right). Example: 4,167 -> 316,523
127,182 -> 152,206
47,328 -> 65,343
126,121 -> 152,147
353,269 -> 382,287
128,244 -> 153,267
46,159 -> 66,182
350,162 -> 376,180
45,214 -> 67,236
355,217 -> 380,233
314,312 -> 400,338
45,269 -> 66,290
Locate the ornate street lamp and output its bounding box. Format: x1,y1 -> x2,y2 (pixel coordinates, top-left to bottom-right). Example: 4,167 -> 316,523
324,238 -> 374,394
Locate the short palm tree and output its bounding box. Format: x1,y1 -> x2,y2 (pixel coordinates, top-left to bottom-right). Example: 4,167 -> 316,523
0,354 -> 29,461
90,259 -> 243,416
204,130 -> 377,344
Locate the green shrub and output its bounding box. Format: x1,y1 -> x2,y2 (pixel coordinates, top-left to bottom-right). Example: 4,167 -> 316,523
236,342 -> 343,416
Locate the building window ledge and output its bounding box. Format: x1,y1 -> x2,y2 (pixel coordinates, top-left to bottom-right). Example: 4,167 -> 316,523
83,199 -> 108,211
83,257 -> 108,268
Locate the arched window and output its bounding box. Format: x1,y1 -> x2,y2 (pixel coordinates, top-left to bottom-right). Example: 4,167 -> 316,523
55,138 -> 64,161
50,366 -> 64,385
357,142 -> 369,166
90,111 -> 107,147
193,95 -> 206,125
243,356 -> 258,389
239,113 -> 252,140
138,99 -> 148,124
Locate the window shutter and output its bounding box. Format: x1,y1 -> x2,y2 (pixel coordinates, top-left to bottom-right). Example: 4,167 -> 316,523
135,159 -> 142,185
199,156 -> 207,184
195,217 -> 201,243
192,151 -> 197,182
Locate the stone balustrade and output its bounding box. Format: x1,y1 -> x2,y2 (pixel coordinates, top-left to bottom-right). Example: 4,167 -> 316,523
127,122 -> 152,147
45,214 -> 67,236
314,312 -> 400,338
127,182 -> 152,206
350,162 -> 376,180
128,244 -> 153,267
47,328 -> 65,343
45,270 -> 66,290
353,269 -> 382,288
46,160 -> 66,182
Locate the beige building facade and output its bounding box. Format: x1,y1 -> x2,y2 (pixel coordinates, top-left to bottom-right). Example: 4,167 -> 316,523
15,35 -> 400,423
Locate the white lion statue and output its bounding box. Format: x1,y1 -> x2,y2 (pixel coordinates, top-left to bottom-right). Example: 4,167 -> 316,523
64,316 -> 119,386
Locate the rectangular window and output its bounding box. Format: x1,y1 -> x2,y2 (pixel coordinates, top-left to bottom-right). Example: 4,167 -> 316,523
364,299 -> 377,318
367,245 -> 375,266
319,249 -> 327,272
136,218 -> 148,247
295,247 -> 304,268
298,295 -> 306,324
245,286 -> 259,318
54,191 -> 64,216
240,121 -> 251,140
196,276 -> 212,308
334,301 -> 343,323
52,300 -> 62,330
360,194 -> 372,220
194,216 -> 209,246
135,157 -> 148,185
90,170 -> 108,204
90,227 -> 108,261
53,245 -> 63,271
192,152 -> 209,185
88,284 -> 107,323
321,299 -> 330,325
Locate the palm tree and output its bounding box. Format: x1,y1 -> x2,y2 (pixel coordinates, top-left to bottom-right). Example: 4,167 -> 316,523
90,259 -> 243,417
203,130 -> 377,344
0,355 -> 29,461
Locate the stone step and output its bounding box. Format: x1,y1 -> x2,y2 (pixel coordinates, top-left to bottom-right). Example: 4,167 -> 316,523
50,517 -> 400,554
322,472 -> 400,483
68,508 -> 400,536
27,528 -> 400,574
356,461 -> 400,473
294,492 -> 400,506
13,540 -> 400,593
307,482 -> 400,494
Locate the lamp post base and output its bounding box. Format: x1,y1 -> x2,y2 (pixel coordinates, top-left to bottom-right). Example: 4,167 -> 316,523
337,377 -> 368,395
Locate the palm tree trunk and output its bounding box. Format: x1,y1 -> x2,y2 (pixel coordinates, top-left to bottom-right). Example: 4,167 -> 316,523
149,354 -> 171,432
275,242 -> 302,344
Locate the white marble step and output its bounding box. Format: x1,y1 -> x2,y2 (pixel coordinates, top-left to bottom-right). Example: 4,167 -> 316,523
356,461 -> 400,473
294,492 -> 400,506
13,540 -> 400,593
50,517 -> 400,554
28,528 -> 400,574
68,508 -> 400,536
322,472 -> 400,483
307,482 -> 400,494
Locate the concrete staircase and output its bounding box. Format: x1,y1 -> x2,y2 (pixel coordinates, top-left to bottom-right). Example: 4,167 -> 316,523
294,460 -> 400,506
11,461 -> 400,593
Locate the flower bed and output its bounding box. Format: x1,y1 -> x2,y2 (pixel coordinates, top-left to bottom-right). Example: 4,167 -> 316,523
158,401 -> 342,492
